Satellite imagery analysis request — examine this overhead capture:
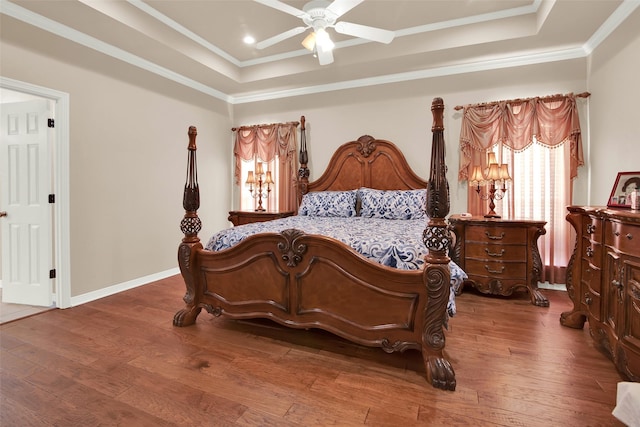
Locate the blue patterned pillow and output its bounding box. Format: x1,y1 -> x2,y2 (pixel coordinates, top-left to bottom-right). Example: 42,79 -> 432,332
298,190 -> 357,217
358,188 -> 427,220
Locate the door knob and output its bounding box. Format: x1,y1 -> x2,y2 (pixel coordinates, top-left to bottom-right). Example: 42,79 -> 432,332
0,211 -> 7,217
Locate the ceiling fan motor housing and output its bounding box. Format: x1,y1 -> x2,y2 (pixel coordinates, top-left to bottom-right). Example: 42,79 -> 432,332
302,0 -> 338,30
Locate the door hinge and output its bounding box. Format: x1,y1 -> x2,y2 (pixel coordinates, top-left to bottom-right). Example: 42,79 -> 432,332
49,269 -> 56,279
48,118 -> 55,128
49,194 -> 55,203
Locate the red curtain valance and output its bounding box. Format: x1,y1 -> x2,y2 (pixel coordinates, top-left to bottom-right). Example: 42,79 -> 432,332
458,93 -> 587,181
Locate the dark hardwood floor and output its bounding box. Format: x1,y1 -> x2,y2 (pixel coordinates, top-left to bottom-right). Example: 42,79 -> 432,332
0,275 -> 627,426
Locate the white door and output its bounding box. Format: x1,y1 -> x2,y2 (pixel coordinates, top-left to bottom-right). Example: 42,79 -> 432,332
0,99 -> 53,306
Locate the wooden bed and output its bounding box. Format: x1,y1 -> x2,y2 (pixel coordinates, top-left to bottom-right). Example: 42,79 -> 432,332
174,98 -> 456,391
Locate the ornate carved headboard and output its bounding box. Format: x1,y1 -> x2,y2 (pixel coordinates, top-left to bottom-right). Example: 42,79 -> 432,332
300,135 -> 427,195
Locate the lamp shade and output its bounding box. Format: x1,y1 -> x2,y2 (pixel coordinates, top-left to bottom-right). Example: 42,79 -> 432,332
487,163 -> 501,180
487,152 -> 498,165
245,171 -> 255,185
499,164 -> 511,181
264,171 -> 274,184
256,162 -> 264,175
470,166 -> 485,183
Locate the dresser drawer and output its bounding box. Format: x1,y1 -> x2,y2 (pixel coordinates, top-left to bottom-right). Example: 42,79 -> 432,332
582,215 -> 602,239
465,260 -> 527,279
464,242 -> 527,262
605,221 -> 640,254
580,258 -> 601,293
582,237 -> 603,268
465,225 -> 527,245
583,288 -> 602,322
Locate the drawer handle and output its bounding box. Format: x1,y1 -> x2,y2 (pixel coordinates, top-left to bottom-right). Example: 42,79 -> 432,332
485,248 -> 505,257
587,224 -> 596,234
485,231 -> 505,240
586,247 -> 594,257
613,231 -> 633,240
484,265 -> 505,274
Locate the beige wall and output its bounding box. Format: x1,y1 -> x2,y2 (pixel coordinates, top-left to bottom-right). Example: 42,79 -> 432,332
1,7 -> 638,301
587,8 -> 640,205
1,19 -> 233,298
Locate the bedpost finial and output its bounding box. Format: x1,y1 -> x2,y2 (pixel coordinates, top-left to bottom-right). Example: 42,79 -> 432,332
188,126 -> 197,151
301,116 -> 306,130
431,98 -> 444,132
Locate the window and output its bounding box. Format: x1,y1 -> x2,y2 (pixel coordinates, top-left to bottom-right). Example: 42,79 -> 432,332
490,141 -> 572,284
233,121 -> 300,213
458,93 -> 588,285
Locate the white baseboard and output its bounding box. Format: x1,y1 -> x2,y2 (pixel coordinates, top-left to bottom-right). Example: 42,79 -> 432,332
69,267 -> 180,307
537,281 -> 567,291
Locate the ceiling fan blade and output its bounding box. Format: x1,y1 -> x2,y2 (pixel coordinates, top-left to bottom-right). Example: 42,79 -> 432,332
326,0 -> 364,19
334,21 -> 395,44
254,0 -> 306,18
256,26 -> 307,49
316,44 -> 334,65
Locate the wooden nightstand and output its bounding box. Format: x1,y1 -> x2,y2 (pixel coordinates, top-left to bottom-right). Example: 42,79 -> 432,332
449,215 -> 548,306
227,210 -> 294,226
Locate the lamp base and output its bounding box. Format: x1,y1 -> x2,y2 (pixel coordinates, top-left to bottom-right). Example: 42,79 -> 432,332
484,213 -> 501,218
254,207 -> 266,212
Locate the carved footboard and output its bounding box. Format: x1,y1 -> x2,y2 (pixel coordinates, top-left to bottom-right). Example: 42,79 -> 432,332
174,98 -> 455,391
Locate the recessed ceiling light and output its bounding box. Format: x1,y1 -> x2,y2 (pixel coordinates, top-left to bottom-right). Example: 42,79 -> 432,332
243,35 -> 255,45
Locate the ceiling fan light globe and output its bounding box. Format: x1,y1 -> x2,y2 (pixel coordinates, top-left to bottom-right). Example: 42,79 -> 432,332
315,28 -> 334,51
302,32 -> 316,51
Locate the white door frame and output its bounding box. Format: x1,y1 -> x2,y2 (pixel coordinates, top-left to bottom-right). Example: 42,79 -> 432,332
1,77 -> 71,309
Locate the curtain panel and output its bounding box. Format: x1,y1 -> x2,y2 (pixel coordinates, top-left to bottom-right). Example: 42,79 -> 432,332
233,122 -> 299,211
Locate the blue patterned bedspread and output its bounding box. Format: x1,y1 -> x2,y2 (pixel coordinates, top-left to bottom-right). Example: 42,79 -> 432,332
205,216 -> 466,317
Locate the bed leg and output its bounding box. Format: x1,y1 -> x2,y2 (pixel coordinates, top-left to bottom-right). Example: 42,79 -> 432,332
422,260 -> 456,391
174,241 -> 203,327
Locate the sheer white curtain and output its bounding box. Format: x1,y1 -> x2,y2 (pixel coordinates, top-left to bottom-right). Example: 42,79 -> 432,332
492,141 -> 572,284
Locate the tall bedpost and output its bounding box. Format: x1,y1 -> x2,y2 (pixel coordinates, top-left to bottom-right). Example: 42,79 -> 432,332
298,116 -> 309,203
422,97 -> 456,390
174,126 -> 204,327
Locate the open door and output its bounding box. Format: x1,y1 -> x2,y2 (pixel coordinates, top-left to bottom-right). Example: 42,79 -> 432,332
0,99 -> 54,306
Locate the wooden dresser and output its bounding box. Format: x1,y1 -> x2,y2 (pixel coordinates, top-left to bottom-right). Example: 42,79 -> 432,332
449,215 -> 548,306
560,206 -> 640,380
227,210 -> 294,226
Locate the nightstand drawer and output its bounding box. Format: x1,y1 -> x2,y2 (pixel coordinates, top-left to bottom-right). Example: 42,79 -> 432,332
465,225 -> 526,244
464,243 -> 526,262
465,260 -> 527,279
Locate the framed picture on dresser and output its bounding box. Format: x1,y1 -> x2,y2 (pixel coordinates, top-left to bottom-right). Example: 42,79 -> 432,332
607,171 -> 640,208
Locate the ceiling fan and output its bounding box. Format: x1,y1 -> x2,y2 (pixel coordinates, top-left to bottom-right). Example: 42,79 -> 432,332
254,0 -> 395,65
